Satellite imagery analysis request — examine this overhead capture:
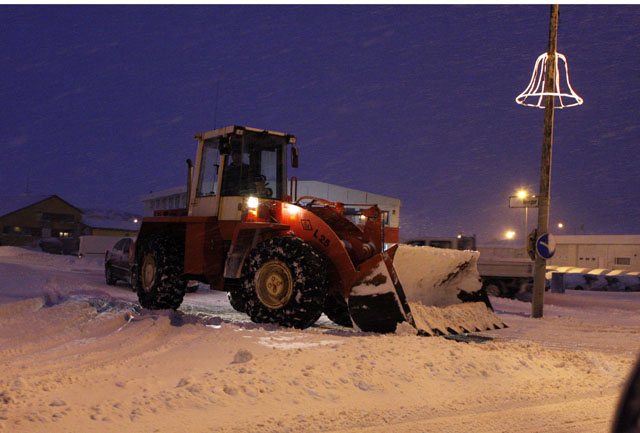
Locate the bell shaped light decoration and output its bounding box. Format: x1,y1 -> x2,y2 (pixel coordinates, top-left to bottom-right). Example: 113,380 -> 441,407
515,52 -> 583,109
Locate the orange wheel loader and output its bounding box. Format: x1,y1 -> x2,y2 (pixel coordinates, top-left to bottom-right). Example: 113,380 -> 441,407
133,125 -> 505,334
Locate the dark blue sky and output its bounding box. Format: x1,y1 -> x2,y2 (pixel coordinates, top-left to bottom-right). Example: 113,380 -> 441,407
2,5 -> 639,242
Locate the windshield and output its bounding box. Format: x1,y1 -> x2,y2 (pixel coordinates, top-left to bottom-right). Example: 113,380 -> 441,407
220,131 -> 285,199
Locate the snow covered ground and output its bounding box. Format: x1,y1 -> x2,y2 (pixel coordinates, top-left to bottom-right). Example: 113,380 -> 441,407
0,246 -> 639,433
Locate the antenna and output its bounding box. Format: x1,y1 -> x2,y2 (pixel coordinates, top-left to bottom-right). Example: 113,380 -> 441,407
213,80 -> 220,128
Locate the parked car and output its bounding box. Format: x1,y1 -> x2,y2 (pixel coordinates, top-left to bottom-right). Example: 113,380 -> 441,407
104,237 -> 198,292
104,237 -> 137,288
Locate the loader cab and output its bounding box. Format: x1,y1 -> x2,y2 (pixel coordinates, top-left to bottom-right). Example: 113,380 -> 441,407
189,126 -> 296,219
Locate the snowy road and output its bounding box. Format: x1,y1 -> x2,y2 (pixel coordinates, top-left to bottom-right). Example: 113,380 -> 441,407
0,247 -> 639,433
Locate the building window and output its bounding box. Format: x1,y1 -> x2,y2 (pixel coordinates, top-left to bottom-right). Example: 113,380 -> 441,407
615,257 -> 631,266
381,211 -> 390,225
3,226 -> 41,236
430,240 -> 453,249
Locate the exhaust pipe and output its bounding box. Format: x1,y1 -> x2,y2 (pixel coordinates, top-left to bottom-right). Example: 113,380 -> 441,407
186,159 -> 193,213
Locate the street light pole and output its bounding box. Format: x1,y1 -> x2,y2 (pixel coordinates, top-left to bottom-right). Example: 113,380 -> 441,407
524,206 -> 528,252
532,4 -> 559,319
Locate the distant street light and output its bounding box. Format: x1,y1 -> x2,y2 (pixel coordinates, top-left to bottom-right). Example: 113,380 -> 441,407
557,222 -> 564,229
506,230 -> 516,240
509,188 -> 536,251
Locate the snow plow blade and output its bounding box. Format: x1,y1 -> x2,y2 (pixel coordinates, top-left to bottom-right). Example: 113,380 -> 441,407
348,244 -> 506,335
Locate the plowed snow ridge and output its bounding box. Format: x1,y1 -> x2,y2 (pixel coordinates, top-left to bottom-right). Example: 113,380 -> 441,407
0,246 -> 639,433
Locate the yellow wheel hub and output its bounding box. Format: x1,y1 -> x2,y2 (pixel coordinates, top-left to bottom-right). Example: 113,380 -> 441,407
141,254 -> 156,292
256,260 -> 293,309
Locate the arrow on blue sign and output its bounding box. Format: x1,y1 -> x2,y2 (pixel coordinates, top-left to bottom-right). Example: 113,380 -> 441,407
536,233 -> 556,259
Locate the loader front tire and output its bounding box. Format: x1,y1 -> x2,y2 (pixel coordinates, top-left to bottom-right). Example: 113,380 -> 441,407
136,235 -> 187,310
242,237 -> 328,329
323,292 -> 353,328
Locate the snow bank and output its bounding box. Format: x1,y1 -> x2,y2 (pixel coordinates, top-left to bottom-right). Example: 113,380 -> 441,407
1,241 -> 639,432
0,246 -> 103,272
0,293 -> 635,433
393,244 -> 482,306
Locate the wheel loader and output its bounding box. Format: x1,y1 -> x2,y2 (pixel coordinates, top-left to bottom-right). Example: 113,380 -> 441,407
133,125 -> 505,334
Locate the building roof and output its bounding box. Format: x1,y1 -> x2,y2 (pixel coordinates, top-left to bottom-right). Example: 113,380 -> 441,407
0,194 -> 82,218
140,185 -> 187,202
81,216 -> 140,231
80,209 -> 141,232
0,195 -> 141,232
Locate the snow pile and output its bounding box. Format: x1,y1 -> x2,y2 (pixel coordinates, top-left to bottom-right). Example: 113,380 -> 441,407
556,271 -> 640,292
0,246 -> 41,258
350,260 -> 397,296
0,246 -> 103,272
1,243 -> 640,432
0,296 -> 635,433
394,244 -> 482,306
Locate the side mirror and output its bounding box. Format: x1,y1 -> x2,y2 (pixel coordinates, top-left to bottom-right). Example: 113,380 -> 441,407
291,146 -> 299,168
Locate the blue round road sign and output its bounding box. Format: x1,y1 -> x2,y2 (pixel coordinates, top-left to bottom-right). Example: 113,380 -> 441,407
536,233 -> 556,259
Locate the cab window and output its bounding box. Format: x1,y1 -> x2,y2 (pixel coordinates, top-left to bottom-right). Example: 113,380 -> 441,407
197,138 -> 221,197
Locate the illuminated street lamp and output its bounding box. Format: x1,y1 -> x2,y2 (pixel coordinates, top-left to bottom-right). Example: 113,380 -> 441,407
505,230 -> 516,240
557,222 -> 564,229
509,189 -> 537,250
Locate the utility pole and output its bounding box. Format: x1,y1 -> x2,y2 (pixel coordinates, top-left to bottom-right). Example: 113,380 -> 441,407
531,5 -> 559,318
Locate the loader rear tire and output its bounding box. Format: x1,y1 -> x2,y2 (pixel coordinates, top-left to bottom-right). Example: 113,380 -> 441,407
323,292 -> 353,328
136,235 -> 187,310
227,290 -> 246,313
242,236 -> 328,329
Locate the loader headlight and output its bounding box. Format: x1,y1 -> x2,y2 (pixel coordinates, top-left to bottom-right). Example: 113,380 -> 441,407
247,196 -> 259,210
285,203 -> 300,216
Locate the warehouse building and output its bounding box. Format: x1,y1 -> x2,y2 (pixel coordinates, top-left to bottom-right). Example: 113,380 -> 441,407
549,235 -> 640,272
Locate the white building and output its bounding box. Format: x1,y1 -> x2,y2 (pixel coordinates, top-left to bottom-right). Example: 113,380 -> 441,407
549,235 -> 640,272
479,235 -> 640,273
140,186 -> 188,216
